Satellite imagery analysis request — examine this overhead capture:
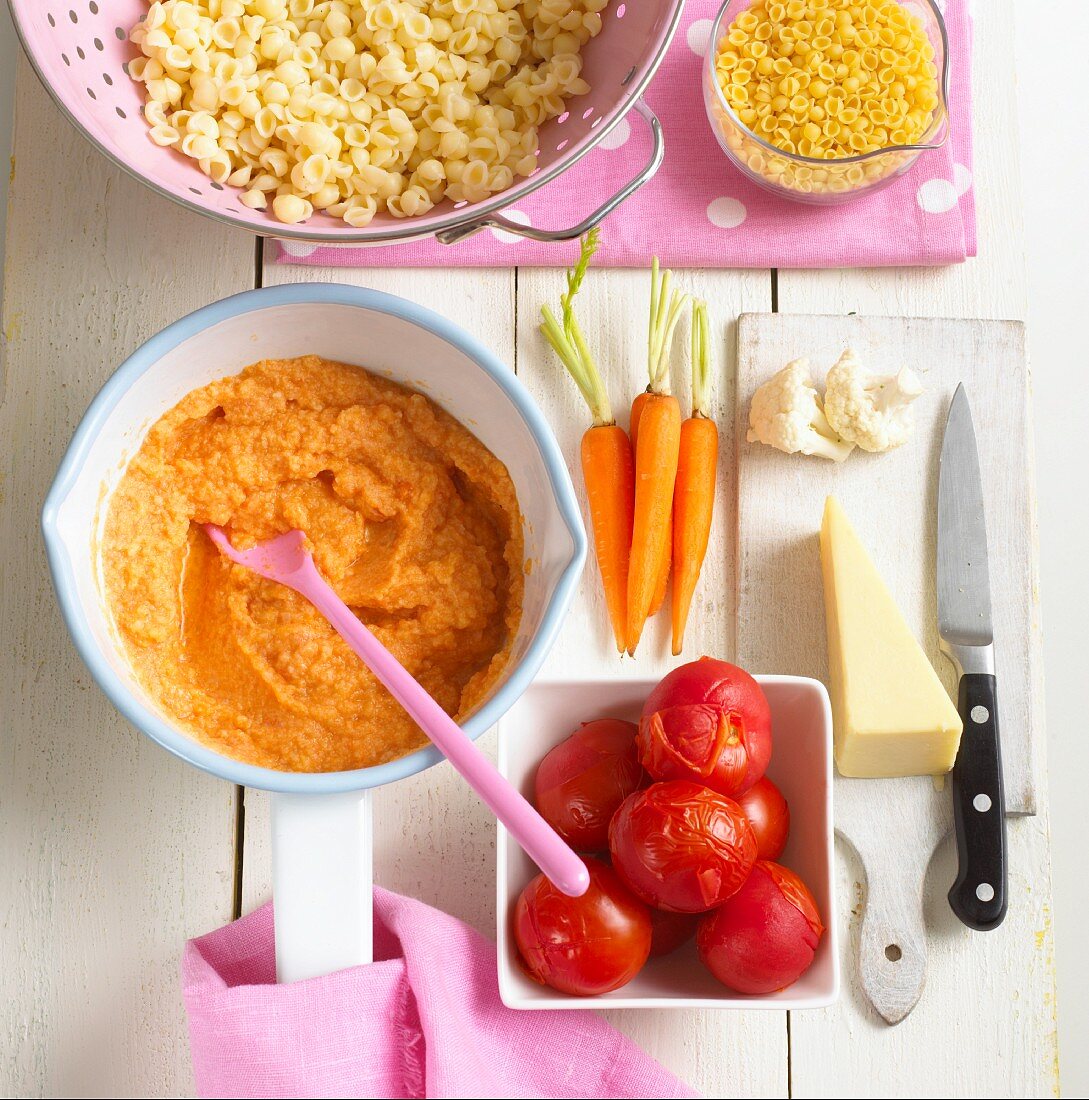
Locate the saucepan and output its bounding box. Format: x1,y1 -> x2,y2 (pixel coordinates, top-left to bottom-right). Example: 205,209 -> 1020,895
9,0 -> 685,245
42,283 -> 587,981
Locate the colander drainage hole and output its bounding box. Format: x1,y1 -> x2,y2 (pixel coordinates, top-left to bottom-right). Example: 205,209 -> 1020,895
94,37 -> 104,51
115,27 -> 127,40
103,72 -> 113,86
48,14 -> 56,28
90,1 -> 99,12
77,47 -> 85,60
116,107 -> 127,119
86,87 -> 97,101
61,54 -> 71,67
69,9 -> 78,24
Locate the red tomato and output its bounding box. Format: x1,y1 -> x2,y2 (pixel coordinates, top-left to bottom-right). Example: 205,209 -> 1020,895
638,658 -> 773,798
534,719 -> 645,851
697,861 -> 824,994
513,856 -> 652,996
608,780 -> 758,913
736,777 -> 790,861
648,909 -> 700,957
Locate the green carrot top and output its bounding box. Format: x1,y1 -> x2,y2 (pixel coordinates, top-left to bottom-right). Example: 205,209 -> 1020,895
690,298 -> 712,418
647,257 -> 690,395
539,229 -> 613,426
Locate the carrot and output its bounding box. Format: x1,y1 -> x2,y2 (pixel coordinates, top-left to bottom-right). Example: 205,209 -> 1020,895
580,425 -> 635,652
649,513 -> 672,616
626,258 -> 688,655
629,391 -> 650,447
628,395 -> 680,654
540,230 -> 634,654
630,390 -> 671,619
672,300 -> 717,656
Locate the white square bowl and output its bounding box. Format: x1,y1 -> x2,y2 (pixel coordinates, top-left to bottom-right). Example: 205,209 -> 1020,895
496,676 -> 839,1010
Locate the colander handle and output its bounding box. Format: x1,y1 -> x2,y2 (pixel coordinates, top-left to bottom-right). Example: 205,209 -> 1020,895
435,99 -> 663,246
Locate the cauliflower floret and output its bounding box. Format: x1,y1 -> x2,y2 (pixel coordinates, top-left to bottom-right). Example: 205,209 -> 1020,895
823,349 -> 924,453
747,358 -> 855,462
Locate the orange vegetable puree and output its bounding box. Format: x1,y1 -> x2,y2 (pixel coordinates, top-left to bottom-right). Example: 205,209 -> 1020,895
102,355 -> 524,773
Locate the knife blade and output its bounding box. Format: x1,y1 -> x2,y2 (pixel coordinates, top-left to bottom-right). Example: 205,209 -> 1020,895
937,384 -> 1007,931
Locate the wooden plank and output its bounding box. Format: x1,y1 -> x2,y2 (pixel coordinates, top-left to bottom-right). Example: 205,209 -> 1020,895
0,62 -> 255,1098
514,265 -> 787,1098
774,4 -> 1058,1090
1015,4 -> 1089,1094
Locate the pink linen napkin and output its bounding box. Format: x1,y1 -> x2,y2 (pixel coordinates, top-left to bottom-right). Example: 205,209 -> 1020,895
182,889 -> 699,1099
275,0 -> 974,270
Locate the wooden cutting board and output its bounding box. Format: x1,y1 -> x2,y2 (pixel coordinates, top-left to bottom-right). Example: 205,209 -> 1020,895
734,314 -> 1042,1025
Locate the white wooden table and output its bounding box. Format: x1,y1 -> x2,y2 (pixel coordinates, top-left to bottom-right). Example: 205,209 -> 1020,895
0,5 -> 1060,1096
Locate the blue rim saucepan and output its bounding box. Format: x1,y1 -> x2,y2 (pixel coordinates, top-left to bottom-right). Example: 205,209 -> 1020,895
41,283 -> 587,794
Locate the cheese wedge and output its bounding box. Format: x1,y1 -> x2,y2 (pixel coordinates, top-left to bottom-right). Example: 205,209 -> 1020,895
820,496 -> 962,778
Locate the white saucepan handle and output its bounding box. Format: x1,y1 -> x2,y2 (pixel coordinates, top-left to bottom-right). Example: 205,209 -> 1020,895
270,789 -> 373,983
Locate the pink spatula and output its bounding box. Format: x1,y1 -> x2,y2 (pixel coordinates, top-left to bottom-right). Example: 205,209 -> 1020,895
205,526 -> 590,898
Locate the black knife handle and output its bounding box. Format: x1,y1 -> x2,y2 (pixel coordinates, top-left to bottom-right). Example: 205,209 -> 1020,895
948,674 -> 1008,931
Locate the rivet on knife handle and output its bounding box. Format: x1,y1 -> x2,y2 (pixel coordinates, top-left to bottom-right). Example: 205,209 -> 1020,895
948,673 -> 1007,930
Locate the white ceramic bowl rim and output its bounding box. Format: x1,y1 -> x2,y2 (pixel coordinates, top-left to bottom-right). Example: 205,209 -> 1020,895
41,282 -> 587,794
495,675 -> 840,1010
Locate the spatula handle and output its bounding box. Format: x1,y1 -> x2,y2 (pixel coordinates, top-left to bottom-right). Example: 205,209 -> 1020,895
308,578 -> 590,899
948,674 -> 1008,931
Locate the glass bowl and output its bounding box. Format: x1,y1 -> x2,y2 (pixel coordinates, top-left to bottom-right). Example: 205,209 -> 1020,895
702,0 -> 951,204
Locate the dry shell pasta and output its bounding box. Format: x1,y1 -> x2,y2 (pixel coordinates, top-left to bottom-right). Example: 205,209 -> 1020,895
128,0 -> 607,227
714,0 -> 940,161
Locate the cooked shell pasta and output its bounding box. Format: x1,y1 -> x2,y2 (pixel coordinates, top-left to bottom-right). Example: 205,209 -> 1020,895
129,0 -> 606,227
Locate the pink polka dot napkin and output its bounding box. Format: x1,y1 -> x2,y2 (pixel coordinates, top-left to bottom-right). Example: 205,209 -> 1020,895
182,889 -> 699,1100
274,1 -> 974,270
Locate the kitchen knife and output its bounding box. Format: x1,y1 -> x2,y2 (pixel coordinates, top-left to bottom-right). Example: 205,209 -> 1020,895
937,384 -> 1007,931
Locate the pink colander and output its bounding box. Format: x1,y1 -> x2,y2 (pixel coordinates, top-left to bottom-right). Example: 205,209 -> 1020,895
8,0 -> 685,245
